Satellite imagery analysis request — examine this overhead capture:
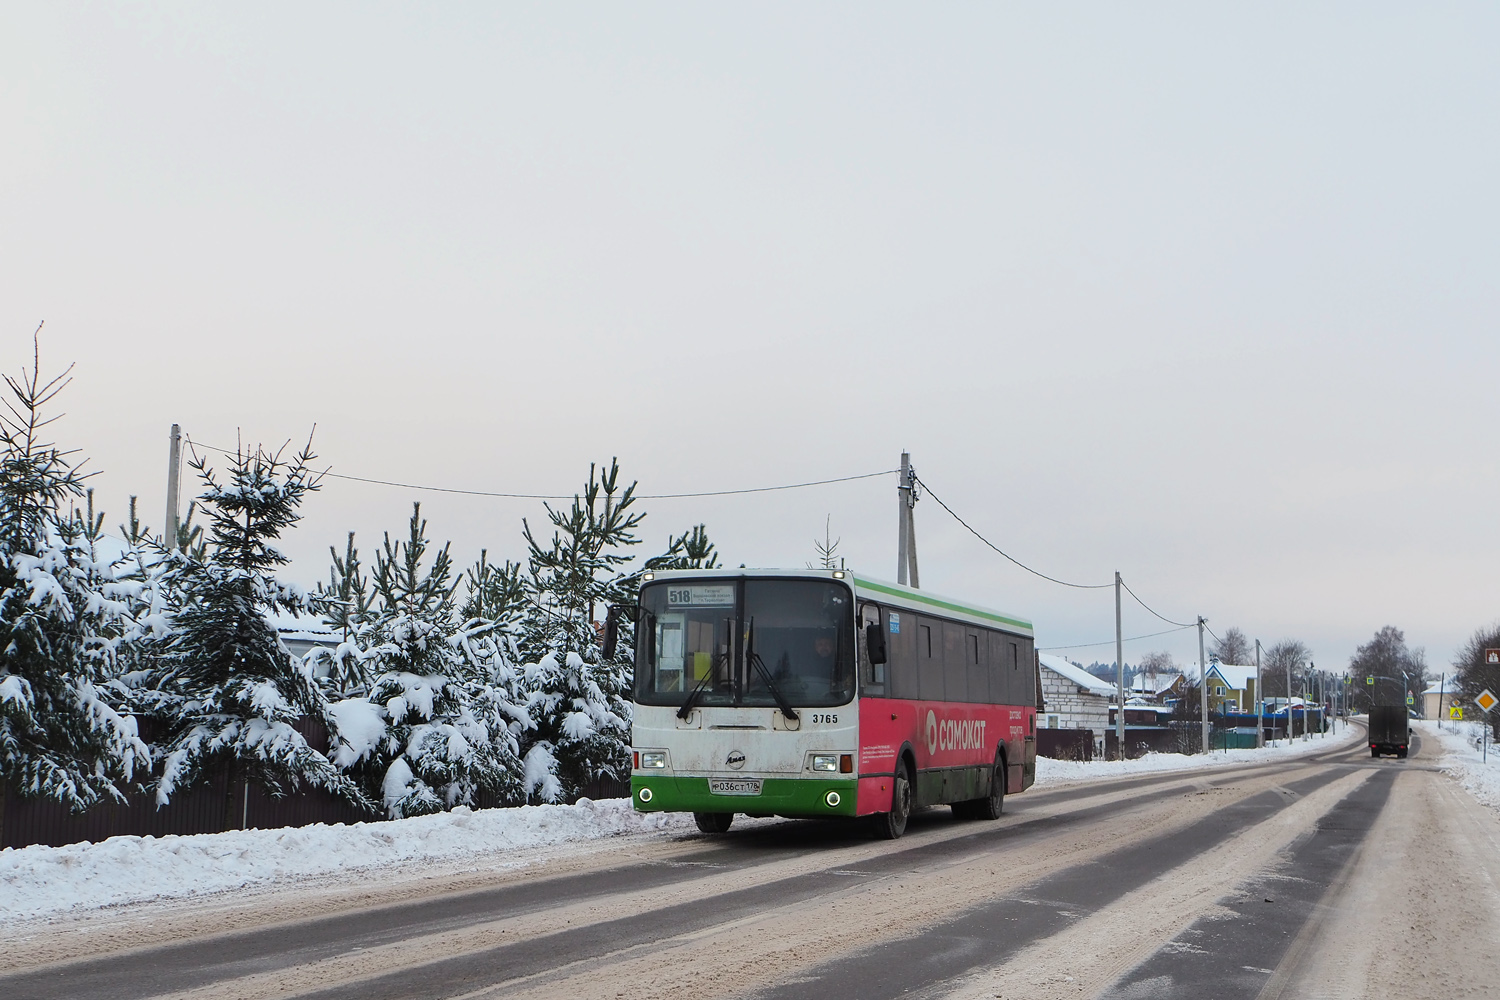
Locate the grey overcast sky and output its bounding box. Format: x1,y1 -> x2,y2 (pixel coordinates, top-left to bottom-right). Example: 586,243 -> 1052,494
3,4 -> 1496,674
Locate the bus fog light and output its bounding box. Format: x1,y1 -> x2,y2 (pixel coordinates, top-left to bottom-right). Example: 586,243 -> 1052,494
639,787 -> 654,803
824,790 -> 841,808
640,752 -> 667,769
812,754 -> 839,772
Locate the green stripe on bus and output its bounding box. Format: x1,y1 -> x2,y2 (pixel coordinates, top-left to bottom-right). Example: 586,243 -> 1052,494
852,577 -> 1033,632
632,776 -> 858,817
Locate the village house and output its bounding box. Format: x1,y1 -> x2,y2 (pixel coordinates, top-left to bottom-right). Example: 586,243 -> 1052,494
1422,679 -> 1460,721
1037,654 -> 1114,759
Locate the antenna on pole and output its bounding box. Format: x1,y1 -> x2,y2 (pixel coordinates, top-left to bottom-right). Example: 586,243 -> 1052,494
165,423 -> 182,550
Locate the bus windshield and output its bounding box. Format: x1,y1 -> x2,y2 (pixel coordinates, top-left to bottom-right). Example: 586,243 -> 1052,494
634,578 -> 856,709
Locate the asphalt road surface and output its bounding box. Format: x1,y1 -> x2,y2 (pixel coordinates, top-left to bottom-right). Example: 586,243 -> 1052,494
7,729 -> 1500,1000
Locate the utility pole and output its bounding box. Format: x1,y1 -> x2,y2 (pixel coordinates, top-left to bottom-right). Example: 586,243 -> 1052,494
1255,639 -> 1264,748
165,423 -> 183,550
897,452 -> 910,585
906,493 -> 920,589
1286,651 -> 1294,741
1315,663 -> 1323,738
1197,617 -> 1209,754
895,453 -> 920,588
1115,572 -> 1125,760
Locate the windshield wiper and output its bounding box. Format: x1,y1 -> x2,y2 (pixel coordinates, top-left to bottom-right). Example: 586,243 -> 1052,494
678,620 -> 735,720
676,667 -> 716,720
746,618 -> 799,722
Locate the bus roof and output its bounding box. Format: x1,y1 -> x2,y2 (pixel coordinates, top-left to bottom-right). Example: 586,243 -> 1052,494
637,567 -> 1033,636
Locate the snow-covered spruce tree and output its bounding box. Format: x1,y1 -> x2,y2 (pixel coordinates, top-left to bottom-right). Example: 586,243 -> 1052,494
0,334 -> 150,810
307,532 -> 376,697
329,504 -> 528,819
150,439 -> 369,812
516,460 -> 653,802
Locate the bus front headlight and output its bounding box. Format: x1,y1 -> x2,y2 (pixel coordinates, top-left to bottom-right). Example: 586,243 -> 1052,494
811,754 -> 839,772
640,751 -> 668,769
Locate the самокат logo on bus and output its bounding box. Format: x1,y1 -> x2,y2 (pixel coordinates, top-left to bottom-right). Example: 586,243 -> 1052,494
926,709 -> 988,755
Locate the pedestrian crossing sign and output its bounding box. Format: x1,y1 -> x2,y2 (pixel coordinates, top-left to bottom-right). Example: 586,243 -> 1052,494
1450,706 -> 1464,720
1406,693 -> 1414,706
1477,690 -> 1499,714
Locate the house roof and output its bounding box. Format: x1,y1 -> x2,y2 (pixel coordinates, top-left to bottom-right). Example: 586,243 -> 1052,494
1421,680 -> 1453,696
268,611 -> 340,645
1130,671 -> 1185,695
1039,654 -> 1117,698
1185,662 -> 1258,690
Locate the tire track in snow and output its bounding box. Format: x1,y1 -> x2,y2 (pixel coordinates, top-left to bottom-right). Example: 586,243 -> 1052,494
742,766 -> 1351,1000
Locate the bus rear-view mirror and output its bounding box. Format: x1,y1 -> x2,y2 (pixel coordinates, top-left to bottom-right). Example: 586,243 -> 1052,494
602,607 -> 621,659
866,621 -> 887,664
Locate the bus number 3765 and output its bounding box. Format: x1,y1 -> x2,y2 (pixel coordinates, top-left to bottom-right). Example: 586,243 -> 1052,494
809,713 -> 839,724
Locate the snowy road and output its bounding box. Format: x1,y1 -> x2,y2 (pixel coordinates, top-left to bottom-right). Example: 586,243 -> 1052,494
6,729 -> 1500,1000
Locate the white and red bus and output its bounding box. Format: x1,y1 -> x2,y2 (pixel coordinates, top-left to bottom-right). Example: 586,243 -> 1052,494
627,568 -> 1038,838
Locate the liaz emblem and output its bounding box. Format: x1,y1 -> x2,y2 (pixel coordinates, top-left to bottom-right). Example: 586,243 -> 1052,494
726,750 -> 747,770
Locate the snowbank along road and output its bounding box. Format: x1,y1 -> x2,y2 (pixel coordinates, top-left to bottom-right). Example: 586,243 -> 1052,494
5,727 -> 1499,1000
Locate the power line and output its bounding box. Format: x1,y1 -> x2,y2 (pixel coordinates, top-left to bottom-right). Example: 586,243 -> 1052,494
913,476 -> 1112,590
1038,624 -> 1198,651
185,437 -> 895,501
1118,576 -> 1196,627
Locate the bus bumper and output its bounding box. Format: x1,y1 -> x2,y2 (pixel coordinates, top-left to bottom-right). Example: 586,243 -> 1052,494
631,776 -> 858,818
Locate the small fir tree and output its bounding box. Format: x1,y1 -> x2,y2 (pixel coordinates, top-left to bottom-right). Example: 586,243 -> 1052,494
516,460 -> 644,801
331,504 -> 528,818
150,437 -> 368,811
308,532 -> 376,696
0,334 -> 150,809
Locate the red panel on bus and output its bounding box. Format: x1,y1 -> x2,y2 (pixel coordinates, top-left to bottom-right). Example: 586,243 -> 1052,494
856,697 -> 1034,814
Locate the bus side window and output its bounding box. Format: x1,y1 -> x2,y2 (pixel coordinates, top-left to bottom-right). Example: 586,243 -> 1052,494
988,631 -> 1010,705
1010,641 -> 1020,702
966,629 -> 988,704
918,618 -> 945,702
942,620 -> 967,704
858,603 -> 886,696
889,610 -> 918,699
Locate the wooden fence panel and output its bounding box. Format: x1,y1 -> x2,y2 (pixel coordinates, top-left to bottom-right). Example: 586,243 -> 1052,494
1,715 -> 632,850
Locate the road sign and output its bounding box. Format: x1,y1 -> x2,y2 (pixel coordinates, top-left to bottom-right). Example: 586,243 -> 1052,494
1366,676 -> 1374,685
1486,649 -> 1500,666
1406,693 -> 1414,706
1476,690 -> 1499,714
1450,706 -> 1465,720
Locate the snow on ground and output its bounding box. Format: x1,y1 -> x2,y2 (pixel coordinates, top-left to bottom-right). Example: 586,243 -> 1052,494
1412,718 -> 1500,814
1036,722 -> 1362,787
2,726 -> 1362,923
0,798 -> 695,922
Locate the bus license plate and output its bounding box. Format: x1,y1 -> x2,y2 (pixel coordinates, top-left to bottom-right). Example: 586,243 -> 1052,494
708,778 -> 763,795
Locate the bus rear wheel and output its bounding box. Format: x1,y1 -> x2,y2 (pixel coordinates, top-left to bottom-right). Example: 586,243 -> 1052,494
954,755 -> 1006,822
872,764 -> 912,840
974,756 -> 1006,820
694,812 -> 734,833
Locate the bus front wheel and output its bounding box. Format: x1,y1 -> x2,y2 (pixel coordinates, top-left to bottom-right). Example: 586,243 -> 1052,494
694,812 -> 734,833
872,765 -> 912,840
